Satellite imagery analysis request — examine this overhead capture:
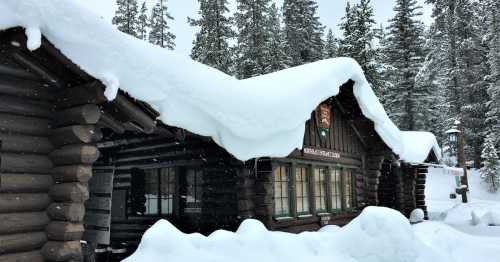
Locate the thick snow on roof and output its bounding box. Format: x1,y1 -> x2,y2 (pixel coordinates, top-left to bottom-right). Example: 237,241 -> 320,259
0,0 -> 439,162
400,131 -> 442,163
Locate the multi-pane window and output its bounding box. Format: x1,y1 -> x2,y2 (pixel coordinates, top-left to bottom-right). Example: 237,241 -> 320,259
186,169 -> 203,209
273,165 -> 290,217
344,170 -> 354,209
144,168 -> 176,215
295,167 -> 310,215
314,167 -> 327,212
330,168 -> 342,211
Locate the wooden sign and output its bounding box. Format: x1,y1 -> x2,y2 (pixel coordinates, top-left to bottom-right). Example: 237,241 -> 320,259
303,147 -> 340,160
316,104 -> 331,130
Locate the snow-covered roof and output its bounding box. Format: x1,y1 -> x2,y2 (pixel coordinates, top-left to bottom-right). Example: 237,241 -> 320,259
400,131 -> 442,163
0,0 -> 440,163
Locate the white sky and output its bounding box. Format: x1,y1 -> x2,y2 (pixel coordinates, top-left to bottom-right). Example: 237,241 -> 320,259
84,0 -> 432,55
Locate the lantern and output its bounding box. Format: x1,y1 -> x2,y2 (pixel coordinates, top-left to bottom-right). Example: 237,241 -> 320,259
445,122 -> 460,155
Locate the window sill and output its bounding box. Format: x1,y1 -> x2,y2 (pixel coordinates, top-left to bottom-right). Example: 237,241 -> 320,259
316,212 -> 331,217
297,214 -> 313,219
274,216 -> 294,222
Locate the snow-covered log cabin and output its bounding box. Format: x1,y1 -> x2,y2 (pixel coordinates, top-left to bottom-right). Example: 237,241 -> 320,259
0,24 -> 440,262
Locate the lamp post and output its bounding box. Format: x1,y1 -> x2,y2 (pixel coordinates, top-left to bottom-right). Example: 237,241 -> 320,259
446,120 -> 469,203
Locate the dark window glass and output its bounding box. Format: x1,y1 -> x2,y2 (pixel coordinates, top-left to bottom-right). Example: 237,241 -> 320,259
186,169 -> 203,209
330,168 -> 342,211
143,168 -> 176,216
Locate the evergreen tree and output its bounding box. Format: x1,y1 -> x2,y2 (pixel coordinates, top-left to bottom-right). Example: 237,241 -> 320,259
283,0 -> 324,66
235,0 -> 272,79
112,0 -> 140,37
189,0 -> 235,74
137,2 -> 149,40
338,0 -> 380,94
384,0 -> 427,131
149,0 -> 176,50
480,134 -> 500,192
324,29 -> 338,59
486,0 -> 500,147
264,3 -> 291,73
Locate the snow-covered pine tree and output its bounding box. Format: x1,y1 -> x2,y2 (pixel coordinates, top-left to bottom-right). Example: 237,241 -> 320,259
112,0 -> 140,37
324,29 -> 337,59
234,0 -> 272,79
485,0 -> 500,148
480,134 -> 500,192
338,0 -> 380,95
426,0 -> 490,166
384,0 -> 427,131
137,2 -> 149,40
415,25 -> 450,142
149,0 -> 176,50
282,0 -> 324,66
264,3 -> 291,74
189,0 -> 234,75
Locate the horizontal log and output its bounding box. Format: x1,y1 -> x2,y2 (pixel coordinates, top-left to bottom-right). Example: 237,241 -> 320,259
56,81 -> 107,109
113,94 -> 156,134
47,203 -> 85,222
0,193 -> 51,213
52,165 -> 93,183
0,212 -> 50,234
49,183 -> 89,203
0,153 -> 53,173
49,144 -> 100,165
0,250 -> 44,262
0,132 -> 53,154
0,113 -> 50,136
84,212 -> 110,228
41,241 -> 81,262
0,231 -> 47,255
98,113 -> 126,134
0,64 -> 40,81
0,94 -> 52,118
0,173 -> 53,193
46,222 -> 84,241
53,104 -> 101,127
0,77 -> 55,101
50,125 -> 102,147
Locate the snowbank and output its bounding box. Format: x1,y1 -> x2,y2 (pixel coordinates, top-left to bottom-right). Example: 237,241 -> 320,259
125,207 -> 449,262
0,0 -> 439,162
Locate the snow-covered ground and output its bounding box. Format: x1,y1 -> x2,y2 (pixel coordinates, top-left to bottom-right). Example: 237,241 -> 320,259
426,167 -> 500,237
124,168 -> 500,262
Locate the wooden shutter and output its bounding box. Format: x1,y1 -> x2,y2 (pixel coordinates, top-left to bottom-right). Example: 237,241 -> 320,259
84,164 -> 115,245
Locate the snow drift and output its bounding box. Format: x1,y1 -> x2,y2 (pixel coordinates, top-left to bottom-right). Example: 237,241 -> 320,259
124,207 -> 450,262
0,0 -> 440,162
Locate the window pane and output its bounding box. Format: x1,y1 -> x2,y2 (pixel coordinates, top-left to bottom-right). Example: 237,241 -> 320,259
186,169 -> 203,207
144,169 -> 158,215
295,167 -> 309,214
273,165 -> 290,217
314,168 -> 327,212
331,169 -> 342,210
343,171 -> 354,209
160,168 -> 175,215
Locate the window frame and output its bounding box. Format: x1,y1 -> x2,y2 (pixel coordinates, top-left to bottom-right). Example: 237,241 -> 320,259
294,165 -> 311,216
313,166 -> 329,214
132,167 -> 178,217
272,164 -> 292,218
184,168 -> 204,213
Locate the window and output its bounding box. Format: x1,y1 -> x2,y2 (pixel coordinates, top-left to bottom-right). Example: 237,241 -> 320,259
273,165 -> 290,217
344,170 -> 355,209
314,167 -> 328,212
143,168 -> 176,216
186,169 -> 203,210
295,167 -> 310,215
330,168 -> 342,211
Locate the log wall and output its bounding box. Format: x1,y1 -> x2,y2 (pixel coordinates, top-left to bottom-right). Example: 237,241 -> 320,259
0,72 -> 53,261
41,86 -> 102,262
